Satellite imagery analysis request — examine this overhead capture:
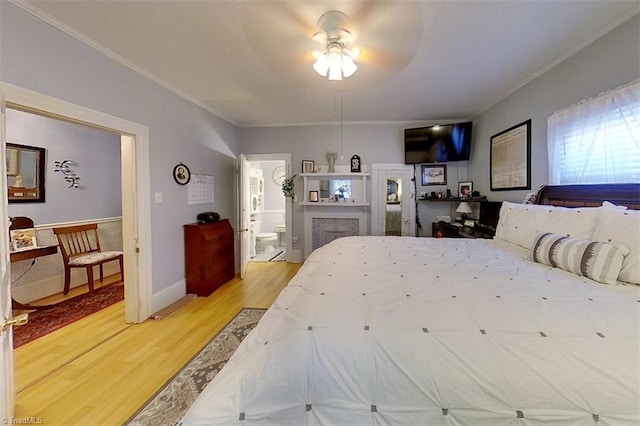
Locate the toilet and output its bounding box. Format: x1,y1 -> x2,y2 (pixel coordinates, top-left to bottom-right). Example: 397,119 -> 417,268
256,232 -> 278,254
275,224 -> 286,247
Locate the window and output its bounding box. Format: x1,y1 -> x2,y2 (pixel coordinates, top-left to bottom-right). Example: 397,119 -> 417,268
547,80 -> 640,185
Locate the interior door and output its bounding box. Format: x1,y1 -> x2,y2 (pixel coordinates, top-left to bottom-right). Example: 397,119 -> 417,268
371,165 -> 416,236
1,94 -> 15,419
239,154 -> 251,279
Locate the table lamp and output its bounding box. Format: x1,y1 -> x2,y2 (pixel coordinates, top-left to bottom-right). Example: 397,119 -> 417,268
456,201 -> 474,221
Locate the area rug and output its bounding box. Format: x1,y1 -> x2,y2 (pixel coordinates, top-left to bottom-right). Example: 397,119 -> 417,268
13,284 -> 124,348
125,307 -> 266,426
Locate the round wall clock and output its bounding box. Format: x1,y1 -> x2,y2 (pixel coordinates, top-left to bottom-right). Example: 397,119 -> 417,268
173,163 -> 191,185
272,165 -> 286,185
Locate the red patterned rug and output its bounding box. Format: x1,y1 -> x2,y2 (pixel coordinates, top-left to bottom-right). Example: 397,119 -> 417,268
13,284 -> 124,348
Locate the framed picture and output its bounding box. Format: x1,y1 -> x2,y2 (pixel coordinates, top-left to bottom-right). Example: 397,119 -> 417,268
490,119 -> 531,191
173,163 -> 191,185
421,164 -> 447,186
458,181 -> 473,198
350,155 -> 361,173
302,160 -> 315,173
10,228 -> 37,252
309,190 -> 319,202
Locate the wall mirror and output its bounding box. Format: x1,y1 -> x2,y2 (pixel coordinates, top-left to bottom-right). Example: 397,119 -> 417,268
6,142 -> 46,203
320,179 -> 352,200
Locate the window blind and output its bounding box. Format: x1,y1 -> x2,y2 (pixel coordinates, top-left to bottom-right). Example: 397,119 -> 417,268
547,80 -> 640,185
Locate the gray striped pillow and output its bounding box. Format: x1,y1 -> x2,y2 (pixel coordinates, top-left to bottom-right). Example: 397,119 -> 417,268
531,231 -> 629,285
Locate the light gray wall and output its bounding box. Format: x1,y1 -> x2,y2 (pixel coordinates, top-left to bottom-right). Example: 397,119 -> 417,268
469,14 -> 640,202
1,3 -> 239,294
7,108 -> 122,224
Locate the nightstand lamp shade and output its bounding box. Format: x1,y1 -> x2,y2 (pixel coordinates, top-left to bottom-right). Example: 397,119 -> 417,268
456,201 -> 474,220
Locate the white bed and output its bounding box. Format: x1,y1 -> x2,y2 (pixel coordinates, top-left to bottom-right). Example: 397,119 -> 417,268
183,184 -> 640,425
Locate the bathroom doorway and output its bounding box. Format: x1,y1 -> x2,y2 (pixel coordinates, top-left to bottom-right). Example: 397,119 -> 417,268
244,154 -> 291,262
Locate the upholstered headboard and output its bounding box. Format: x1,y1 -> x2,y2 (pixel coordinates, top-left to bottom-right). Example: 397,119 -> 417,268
535,183 -> 640,210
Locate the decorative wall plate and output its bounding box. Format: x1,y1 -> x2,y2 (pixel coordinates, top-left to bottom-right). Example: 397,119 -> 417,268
173,163 -> 191,185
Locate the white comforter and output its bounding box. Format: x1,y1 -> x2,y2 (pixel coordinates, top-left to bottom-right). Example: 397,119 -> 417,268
183,236 -> 640,425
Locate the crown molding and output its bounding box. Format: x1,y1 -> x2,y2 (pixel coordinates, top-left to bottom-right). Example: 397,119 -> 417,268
8,0 -> 238,127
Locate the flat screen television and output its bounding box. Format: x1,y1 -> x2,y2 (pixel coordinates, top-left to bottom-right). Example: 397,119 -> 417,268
404,121 -> 472,164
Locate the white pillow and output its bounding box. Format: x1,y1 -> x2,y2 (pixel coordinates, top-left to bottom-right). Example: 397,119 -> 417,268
495,202 -> 600,249
602,201 -> 628,210
531,231 -> 628,285
592,208 -> 640,284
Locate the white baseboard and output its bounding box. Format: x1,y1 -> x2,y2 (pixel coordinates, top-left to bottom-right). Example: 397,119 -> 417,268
288,249 -> 303,263
151,279 -> 186,314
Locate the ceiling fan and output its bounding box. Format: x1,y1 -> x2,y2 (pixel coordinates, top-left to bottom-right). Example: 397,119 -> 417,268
311,10 -> 361,81
240,1 -> 423,88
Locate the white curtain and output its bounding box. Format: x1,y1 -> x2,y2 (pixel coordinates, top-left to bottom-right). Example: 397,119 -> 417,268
547,79 -> 640,185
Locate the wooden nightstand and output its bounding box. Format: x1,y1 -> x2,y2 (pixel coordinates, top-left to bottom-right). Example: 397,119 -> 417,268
432,221 -> 494,239
457,226 -> 493,239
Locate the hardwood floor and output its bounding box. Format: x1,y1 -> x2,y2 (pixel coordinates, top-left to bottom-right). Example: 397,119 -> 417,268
13,261 -> 302,425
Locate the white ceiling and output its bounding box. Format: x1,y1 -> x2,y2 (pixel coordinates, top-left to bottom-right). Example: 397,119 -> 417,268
22,0 -> 639,127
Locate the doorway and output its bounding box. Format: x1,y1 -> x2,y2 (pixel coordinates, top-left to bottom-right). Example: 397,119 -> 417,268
6,107 -> 124,343
243,154 -> 292,264
371,164 -> 416,236
2,83 -> 153,324
247,159 -> 287,262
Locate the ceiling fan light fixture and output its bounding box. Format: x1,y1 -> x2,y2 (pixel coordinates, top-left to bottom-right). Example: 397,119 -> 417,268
342,55 -> 357,78
312,10 -> 359,81
313,52 -> 329,76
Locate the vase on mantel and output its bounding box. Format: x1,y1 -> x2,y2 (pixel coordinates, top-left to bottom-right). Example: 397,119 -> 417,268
326,151 -> 337,173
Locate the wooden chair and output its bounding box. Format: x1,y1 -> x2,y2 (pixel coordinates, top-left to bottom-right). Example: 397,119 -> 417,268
9,216 -> 35,233
53,223 -> 123,295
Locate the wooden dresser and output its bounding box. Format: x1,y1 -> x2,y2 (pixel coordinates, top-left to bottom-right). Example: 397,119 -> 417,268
184,219 -> 235,296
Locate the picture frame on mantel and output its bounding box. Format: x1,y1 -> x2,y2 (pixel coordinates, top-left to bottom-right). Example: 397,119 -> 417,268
421,164 -> 447,186
302,160 -> 315,173
490,119 -> 531,191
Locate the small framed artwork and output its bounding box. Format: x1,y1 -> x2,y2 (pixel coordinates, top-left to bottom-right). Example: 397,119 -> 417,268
309,190 -> 319,202
421,164 -> 447,186
350,155 -> 361,173
458,181 -> 473,198
10,228 -> 37,252
173,163 -> 191,185
302,160 -> 315,173
490,119 -> 531,191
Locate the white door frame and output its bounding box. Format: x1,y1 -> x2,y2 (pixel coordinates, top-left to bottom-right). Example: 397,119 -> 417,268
239,154 -> 250,278
1,81 -> 15,420
1,83 -> 153,323
371,163 -> 416,236
243,153 -> 292,262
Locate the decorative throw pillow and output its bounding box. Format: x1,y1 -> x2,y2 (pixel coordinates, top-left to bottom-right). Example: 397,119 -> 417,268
531,231 -> 629,285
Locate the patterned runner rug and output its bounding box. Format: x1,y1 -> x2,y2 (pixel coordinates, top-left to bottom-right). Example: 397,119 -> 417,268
125,307 -> 266,426
13,284 -> 124,348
